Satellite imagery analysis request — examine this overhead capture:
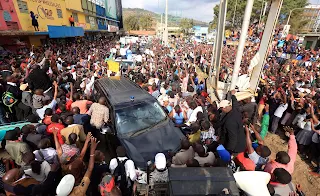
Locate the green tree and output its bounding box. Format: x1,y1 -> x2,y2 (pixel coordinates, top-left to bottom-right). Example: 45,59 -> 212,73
124,16 -> 140,31
139,15 -> 153,30
211,0 -> 308,32
179,18 -> 194,35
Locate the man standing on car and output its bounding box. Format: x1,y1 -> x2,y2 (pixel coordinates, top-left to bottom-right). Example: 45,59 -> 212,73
109,146 -> 136,196
219,90 -> 246,154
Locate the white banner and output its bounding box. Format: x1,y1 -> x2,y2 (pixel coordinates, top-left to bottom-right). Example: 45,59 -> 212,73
281,25 -> 291,38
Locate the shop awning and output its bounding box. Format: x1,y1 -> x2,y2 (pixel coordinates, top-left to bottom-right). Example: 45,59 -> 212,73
48,26 -> 84,38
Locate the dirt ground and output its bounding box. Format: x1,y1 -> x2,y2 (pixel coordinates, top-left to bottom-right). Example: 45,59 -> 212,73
264,133 -> 320,196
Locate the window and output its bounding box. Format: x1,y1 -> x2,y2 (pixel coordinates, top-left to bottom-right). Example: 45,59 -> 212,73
72,13 -> 79,22
115,101 -> 167,135
6,21 -> 19,30
17,0 -> 28,13
56,9 -> 63,18
85,15 -> 90,23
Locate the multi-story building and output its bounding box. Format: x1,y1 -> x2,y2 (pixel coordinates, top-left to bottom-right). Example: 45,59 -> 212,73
301,5 -> 320,33
0,0 -> 123,49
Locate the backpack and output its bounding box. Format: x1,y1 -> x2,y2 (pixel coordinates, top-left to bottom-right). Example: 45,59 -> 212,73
2,91 -> 17,113
113,158 -> 131,195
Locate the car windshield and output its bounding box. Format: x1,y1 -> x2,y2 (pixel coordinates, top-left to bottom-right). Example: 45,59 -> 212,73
115,101 -> 167,135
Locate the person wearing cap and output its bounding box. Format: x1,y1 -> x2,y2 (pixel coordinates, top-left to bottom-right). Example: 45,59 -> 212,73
219,90 -> 246,154
150,153 -> 169,185
56,136 -> 100,196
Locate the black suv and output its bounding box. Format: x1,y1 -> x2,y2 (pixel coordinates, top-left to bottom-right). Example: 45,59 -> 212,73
93,76 -> 184,168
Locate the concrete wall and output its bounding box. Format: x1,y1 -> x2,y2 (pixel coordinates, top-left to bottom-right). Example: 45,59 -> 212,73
12,0 -> 68,31
0,0 -> 22,30
302,36 -> 319,49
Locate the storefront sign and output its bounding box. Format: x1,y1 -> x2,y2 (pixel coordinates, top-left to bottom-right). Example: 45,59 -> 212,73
76,22 -> 87,29
89,16 -> 96,27
108,25 -> 118,32
28,0 -> 61,8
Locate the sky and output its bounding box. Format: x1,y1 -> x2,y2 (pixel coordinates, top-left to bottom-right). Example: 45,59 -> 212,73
121,0 -> 320,23
310,0 -> 320,4
122,0 -> 219,23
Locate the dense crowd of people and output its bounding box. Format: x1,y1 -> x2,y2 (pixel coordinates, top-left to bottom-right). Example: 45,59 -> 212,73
0,22 -> 318,195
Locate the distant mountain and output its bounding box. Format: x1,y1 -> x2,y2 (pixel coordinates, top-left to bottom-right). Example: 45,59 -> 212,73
123,8 -> 208,28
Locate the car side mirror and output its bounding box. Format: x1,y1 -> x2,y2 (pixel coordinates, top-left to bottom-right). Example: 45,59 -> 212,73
101,125 -> 114,135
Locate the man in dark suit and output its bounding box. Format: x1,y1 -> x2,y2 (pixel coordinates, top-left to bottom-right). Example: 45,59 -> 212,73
219,90 -> 246,154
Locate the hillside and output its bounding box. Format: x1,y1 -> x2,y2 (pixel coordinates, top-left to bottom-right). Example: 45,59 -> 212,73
123,8 -> 208,28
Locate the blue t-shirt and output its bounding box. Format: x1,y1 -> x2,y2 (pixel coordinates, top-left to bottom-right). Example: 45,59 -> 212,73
277,40 -> 285,48
126,49 -> 132,60
173,112 -> 184,124
166,105 -> 172,113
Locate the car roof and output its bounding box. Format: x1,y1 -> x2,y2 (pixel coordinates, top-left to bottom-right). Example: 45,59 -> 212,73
95,76 -> 152,107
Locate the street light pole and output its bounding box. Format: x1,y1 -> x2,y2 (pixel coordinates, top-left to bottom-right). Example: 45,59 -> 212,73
230,0 -> 254,90
286,10 -> 293,25
163,0 -> 169,45
232,0 -> 238,27
259,0 -> 264,26
286,8 -> 305,25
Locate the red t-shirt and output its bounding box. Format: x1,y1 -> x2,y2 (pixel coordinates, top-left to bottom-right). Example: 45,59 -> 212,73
47,123 -> 65,144
66,99 -> 73,111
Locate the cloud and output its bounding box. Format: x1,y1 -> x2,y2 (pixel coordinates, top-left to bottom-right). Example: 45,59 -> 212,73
122,0 -> 220,23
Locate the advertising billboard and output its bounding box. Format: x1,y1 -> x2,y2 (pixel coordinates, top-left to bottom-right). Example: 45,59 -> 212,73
105,0 -> 117,19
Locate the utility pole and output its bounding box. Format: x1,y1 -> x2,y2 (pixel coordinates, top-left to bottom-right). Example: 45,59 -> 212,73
160,13 -> 163,42
163,0 -> 169,45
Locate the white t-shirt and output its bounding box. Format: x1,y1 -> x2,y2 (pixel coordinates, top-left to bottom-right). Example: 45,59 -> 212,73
274,103 -> 288,118
186,106 -> 203,125
36,99 -> 57,119
24,161 -> 51,182
120,48 -> 127,56
135,55 -> 142,62
109,157 -> 137,181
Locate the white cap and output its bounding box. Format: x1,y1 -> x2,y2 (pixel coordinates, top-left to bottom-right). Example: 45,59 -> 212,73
219,100 -> 232,108
233,171 -> 271,196
56,174 -> 75,196
155,153 -> 166,170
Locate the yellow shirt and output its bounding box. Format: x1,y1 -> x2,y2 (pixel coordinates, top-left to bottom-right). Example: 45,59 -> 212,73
188,130 -> 201,144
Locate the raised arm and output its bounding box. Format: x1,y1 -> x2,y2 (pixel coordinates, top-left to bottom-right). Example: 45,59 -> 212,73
84,136 -> 100,178
52,130 -> 62,157
230,90 -> 240,110
53,81 -> 58,100
70,82 -> 73,101
310,104 -> 319,124
311,121 -> 320,134
251,123 -> 264,145
79,132 -> 92,161
245,126 -> 254,154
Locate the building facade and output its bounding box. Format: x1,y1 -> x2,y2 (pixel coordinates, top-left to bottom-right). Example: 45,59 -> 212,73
302,5 -> 320,33
0,0 -> 123,48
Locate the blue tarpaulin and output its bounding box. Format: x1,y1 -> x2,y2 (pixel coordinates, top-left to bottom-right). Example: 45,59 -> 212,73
48,26 -> 84,38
